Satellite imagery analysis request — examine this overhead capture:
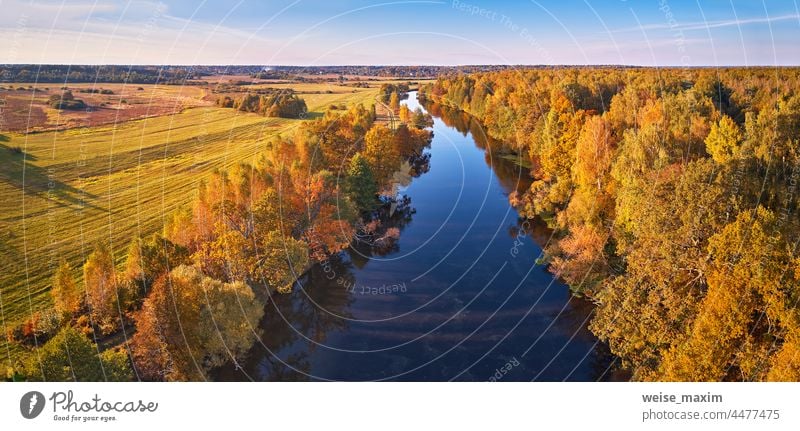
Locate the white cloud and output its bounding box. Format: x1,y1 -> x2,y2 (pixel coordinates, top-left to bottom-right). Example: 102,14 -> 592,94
612,13 -> 800,34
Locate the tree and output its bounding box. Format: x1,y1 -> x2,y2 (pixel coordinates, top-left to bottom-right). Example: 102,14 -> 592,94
255,230 -> 309,293
308,104 -> 373,169
345,152 -> 378,211
705,115 -> 743,163
389,91 -> 400,112
83,243 -> 119,334
24,326 -> 131,381
51,259 -> 80,318
567,115 -> 615,226
399,104 -> 411,123
123,235 -> 191,293
364,124 -> 401,190
659,207 -> 785,381
130,265 -> 264,381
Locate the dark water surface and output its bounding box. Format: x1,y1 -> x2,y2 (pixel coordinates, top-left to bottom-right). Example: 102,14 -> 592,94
216,92 -> 615,381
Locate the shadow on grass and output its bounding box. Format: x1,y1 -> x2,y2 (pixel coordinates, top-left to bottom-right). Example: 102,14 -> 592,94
303,111 -> 324,120
0,143 -> 101,210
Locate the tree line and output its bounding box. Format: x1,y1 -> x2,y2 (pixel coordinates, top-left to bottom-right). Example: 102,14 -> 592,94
421,67 -> 800,381
0,65 -> 198,84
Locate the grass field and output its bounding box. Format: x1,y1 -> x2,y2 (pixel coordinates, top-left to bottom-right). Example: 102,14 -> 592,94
0,83 -> 210,132
0,81 -> 379,366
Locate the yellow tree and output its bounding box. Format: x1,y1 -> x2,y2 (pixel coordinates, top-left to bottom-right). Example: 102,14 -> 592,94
398,104 -> 410,123
130,265 -> 264,381
364,124 -> 401,191
567,115 -> 615,226
659,207 -> 784,381
389,91 -> 400,112
83,243 -> 119,334
51,259 -> 81,318
705,115 -> 743,164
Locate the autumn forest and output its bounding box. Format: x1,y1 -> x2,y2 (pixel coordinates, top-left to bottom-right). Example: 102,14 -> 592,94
421,67 -> 800,381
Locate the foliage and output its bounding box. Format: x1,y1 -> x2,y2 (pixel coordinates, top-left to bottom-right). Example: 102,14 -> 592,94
83,243 -> 120,334
51,259 -> 81,318
427,67 -> 800,380
129,265 -> 264,381
228,92 -> 307,118
49,90 -> 87,110
705,115 -> 743,163
23,326 -> 132,381
346,152 -> 378,211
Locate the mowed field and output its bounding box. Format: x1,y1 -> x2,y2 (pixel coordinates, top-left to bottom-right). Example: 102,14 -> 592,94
0,81 -> 379,362
0,83 -> 210,132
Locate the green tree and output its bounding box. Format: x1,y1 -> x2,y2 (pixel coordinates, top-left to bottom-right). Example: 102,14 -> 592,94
345,152 -> 378,211
123,234 -> 191,293
24,326 -> 131,381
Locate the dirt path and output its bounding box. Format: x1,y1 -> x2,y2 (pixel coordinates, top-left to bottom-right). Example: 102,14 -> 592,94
373,95 -> 397,129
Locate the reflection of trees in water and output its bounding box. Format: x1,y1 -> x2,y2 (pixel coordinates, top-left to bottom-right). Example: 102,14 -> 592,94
424,101 -> 531,196
215,256 -> 357,381
351,148 -> 428,259
508,216 -> 554,246
351,195 -> 417,259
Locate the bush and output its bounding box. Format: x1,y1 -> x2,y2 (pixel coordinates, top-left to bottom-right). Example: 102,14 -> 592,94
48,90 -> 87,110
7,309 -> 62,347
228,92 -> 307,118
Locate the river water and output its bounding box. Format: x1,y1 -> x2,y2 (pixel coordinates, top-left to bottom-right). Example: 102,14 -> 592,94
216,91 -> 615,381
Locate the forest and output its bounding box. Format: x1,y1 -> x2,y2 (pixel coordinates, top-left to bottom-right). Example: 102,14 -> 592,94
0,65 -> 200,84
419,67 -> 800,381
6,99 -> 432,381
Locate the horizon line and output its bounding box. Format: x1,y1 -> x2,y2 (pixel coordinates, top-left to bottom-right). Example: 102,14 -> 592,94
2,63 -> 799,68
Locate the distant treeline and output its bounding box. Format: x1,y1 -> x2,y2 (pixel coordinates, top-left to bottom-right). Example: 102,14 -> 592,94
0,65 -> 646,84
0,65 -> 200,84
258,65 -> 593,77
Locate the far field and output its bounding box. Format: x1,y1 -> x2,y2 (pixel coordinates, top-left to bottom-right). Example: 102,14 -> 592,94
0,79 -> 388,360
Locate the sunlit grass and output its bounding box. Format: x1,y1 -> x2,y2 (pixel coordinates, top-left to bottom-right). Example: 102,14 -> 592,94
0,83 -> 378,363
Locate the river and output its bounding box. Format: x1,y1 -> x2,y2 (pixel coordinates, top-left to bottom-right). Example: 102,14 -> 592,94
215,91 -> 616,381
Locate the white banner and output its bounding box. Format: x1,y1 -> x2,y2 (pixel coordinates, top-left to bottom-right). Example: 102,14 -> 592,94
1,382 -> 798,430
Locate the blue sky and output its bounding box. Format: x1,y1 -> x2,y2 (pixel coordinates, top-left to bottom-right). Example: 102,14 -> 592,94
1,0 -> 798,65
